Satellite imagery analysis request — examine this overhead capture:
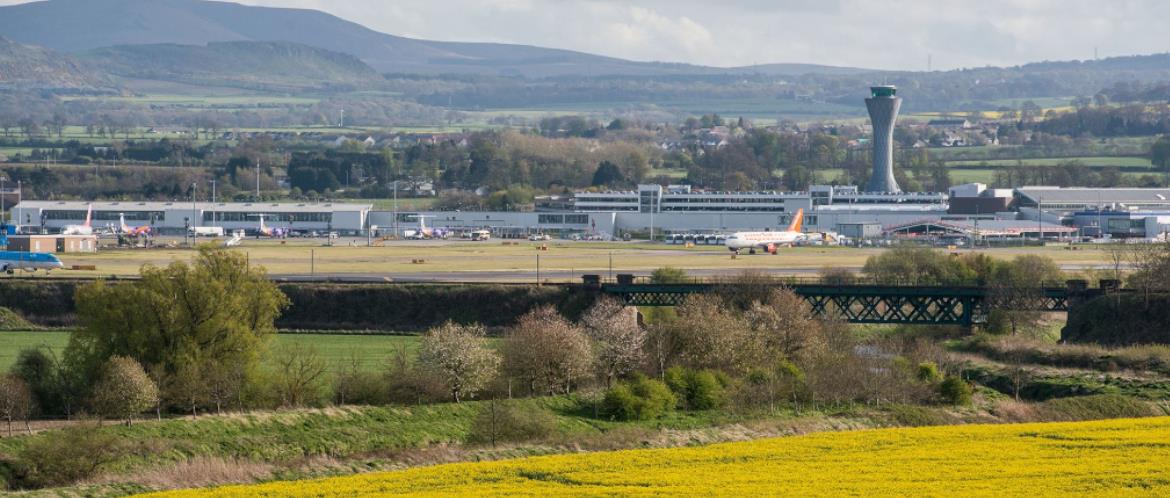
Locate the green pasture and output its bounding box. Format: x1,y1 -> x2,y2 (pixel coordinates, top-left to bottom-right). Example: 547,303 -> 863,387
0,331 -> 428,373
948,156 -> 1153,168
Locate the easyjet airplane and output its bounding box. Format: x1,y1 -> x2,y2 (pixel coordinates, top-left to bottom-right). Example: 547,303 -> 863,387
724,209 -> 806,255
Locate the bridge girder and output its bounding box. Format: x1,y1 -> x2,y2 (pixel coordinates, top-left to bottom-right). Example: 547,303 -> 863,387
602,284 -> 1073,327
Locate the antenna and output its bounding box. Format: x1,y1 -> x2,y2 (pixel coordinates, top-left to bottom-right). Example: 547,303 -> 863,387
1093,47 -> 1099,60
339,109 -> 345,128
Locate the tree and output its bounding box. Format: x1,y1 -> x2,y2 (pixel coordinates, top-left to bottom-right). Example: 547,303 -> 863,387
418,322 -> 500,402
862,247 -> 976,285
502,306 -> 593,395
648,294 -> 753,375
0,374 -> 33,436
271,343 -> 328,407
1151,135 -> 1170,171
783,165 -> 816,191
592,160 -> 625,187
11,348 -> 82,419
68,246 -> 289,399
580,297 -> 645,386
989,255 -> 1063,336
743,289 -> 823,364
90,356 -> 158,425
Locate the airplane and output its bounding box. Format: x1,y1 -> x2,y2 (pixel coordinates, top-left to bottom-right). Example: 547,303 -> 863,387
403,216 -> 447,240
61,204 -> 94,235
0,251 -> 65,274
252,214 -> 287,238
117,213 -> 152,237
725,209 -> 806,255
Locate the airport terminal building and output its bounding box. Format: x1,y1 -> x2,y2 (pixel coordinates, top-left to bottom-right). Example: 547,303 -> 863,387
9,201 -> 373,235
14,184 -> 1170,241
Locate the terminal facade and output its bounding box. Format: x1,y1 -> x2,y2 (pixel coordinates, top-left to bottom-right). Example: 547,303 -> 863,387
11,184 -> 1170,241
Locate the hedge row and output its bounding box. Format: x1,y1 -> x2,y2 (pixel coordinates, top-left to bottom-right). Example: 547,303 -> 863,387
0,280 -> 600,332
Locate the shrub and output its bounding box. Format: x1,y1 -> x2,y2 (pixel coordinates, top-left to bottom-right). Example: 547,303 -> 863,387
983,309 -> 1013,335
939,376 -> 973,406
650,267 -> 689,284
467,401 -> 559,447
818,266 -> 855,285
664,367 -> 727,410
601,375 -> 676,421
333,370 -> 390,406
12,424 -> 125,488
916,362 -> 943,384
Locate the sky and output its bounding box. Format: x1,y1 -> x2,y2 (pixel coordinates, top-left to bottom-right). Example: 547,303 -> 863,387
4,0 -> 1170,70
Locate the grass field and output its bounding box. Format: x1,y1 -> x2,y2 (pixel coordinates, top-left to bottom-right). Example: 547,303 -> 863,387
0,331 -> 425,373
948,156 -> 1154,167
46,241 -> 1115,280
148,416 -> 1170,497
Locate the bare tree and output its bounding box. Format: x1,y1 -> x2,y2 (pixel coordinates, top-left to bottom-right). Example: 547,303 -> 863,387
272,344 -> 328,408
0,374 -> 33,436
989,255 -> 1063,336
90,356 -> 159,426
418,322 -> 500,402
579,297 -> 645,387
502,306 -> 593,396
1124,241 -> 1170,306
164,360 -> 208,417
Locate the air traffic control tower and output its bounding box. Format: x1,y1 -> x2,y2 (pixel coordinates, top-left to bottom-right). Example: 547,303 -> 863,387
865,85 -> 902,193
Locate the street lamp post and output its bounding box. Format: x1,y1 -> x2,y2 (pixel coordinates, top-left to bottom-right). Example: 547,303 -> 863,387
191,182 -> 198,232
210,179 -> 217,227
0,177 -> 7,227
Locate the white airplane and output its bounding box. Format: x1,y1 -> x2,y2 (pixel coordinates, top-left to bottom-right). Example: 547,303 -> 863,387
0,251 -> 65,274
251,214 -> 287,238
117,213 -> 152,237
61,204 -> 94,235
404,216 -> 447,240
725,209 -> 806,255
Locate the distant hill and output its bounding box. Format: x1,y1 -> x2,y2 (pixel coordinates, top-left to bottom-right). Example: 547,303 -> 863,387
0,36 -> 111,90
82,41 -> 384,91
0,0 -> 869,78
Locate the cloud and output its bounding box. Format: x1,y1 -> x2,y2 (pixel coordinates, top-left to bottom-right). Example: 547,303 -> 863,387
1,0 -> 1169,69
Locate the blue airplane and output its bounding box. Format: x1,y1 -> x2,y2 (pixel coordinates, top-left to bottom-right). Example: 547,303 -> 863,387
0,251 -> 65,273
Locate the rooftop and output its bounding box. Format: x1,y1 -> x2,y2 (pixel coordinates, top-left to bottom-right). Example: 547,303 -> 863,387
1016,187 -> 1170,204
14,201 -> 372,213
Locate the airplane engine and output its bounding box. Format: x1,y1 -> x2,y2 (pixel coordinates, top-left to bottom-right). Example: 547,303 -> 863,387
767,243 -> 778,254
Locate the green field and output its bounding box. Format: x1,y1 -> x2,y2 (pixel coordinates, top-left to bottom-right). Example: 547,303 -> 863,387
480,97 -> 863,121
0,331 -> 426,373
949,156 -> 1153,167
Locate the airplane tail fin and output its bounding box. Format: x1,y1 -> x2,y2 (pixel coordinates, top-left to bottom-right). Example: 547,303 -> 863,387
788,208 -> 804,232
83,204 -> 93,227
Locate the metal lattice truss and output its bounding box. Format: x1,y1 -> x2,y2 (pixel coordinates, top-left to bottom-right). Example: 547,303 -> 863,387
604,284 -> 1073,326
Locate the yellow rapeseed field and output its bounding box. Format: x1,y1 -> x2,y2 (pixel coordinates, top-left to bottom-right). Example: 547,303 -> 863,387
146,416 -> 1170,497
